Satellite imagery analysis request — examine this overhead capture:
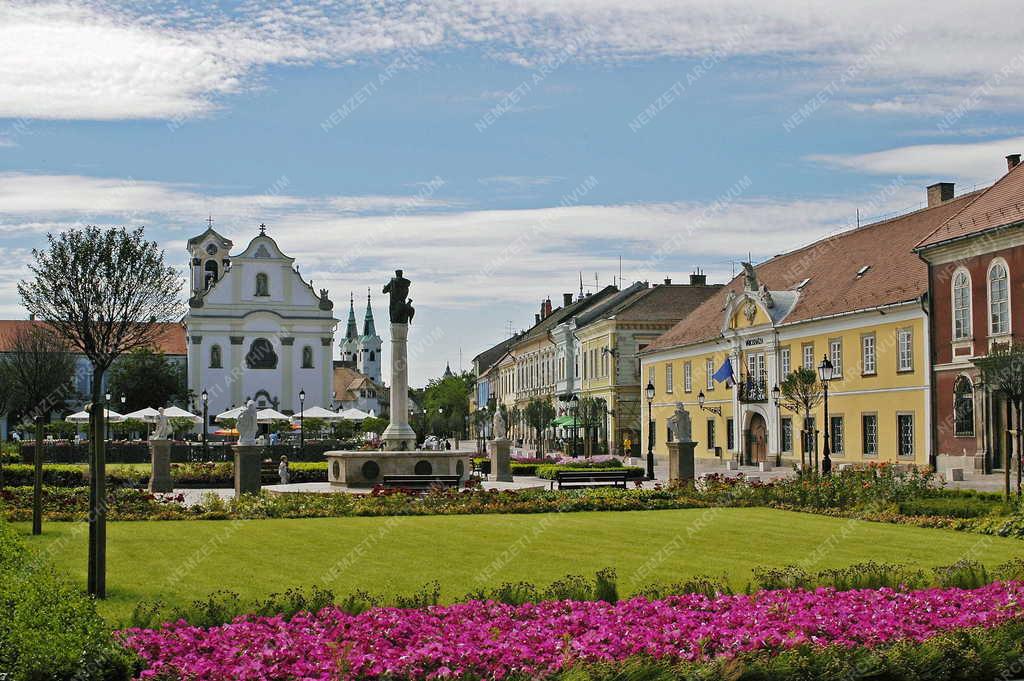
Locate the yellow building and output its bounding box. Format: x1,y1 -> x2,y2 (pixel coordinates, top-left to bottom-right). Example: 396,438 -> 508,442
640,196 -> 962,468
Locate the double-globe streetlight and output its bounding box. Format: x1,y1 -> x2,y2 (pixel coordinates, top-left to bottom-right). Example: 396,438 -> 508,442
299,388 -> 306,454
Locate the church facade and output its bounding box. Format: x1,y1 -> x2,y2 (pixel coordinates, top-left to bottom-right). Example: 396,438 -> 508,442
184,224 -> 339,421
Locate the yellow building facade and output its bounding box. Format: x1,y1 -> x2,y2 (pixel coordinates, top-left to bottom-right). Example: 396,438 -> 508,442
642,290 -> 930,467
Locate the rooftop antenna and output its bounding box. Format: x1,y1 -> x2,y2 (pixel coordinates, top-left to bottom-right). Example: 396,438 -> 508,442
619,255 -> 622,288
856,208 -> 860,229
579,272 -> 584,297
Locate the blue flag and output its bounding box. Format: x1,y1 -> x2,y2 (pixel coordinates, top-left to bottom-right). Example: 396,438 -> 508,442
712,358 -> 734,386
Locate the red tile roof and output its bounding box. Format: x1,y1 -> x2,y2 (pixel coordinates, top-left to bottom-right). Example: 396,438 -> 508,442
647,192 -> 979,352
917,162 -> 1024,249
0,320 -> 186,355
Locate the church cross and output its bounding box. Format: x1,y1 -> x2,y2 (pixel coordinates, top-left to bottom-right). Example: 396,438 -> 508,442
259,223 -> 267,235
206,215 -> 214,227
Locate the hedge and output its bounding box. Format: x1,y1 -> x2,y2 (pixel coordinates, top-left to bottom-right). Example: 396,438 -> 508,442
18,440 -> 361,464
534,464 -> 645,480
1,462 -> 330,489
0,517 -> 136,679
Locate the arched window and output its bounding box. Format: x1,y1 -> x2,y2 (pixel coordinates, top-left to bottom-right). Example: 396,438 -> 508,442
255,272 -> 270,297
953,376 -> 975,437
209,344 -> 222,369
369,350 -> 375,361
301,346 -> 314,369
204,260 -> 218,289
246,338 -> 278,369
989,262 -> 1009,335
952,270 -> 971,340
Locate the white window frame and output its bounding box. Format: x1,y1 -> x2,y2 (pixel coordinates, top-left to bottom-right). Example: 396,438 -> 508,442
829,339 -> 843,377
802,343 -> 814,370
780,347 -> 791,377
862,412 -> 878,457
683,361 -> 691,392
829,415 -> 844,454
862,333 -> 876,375
988,259 -> 1011,336
952,269 -> 972,340
706,358 -> 714,390
897,327 -> 913,372
897,412 -> 915,458
665,363 -> 674,394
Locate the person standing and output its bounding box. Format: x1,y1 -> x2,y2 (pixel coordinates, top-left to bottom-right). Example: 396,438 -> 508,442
278,455 -> 290,484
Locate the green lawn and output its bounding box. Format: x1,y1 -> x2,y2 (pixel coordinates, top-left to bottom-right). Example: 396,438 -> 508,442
15,507 -> 1023,625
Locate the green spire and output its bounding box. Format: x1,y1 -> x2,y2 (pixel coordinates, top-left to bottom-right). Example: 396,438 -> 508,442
345,293 -> 358,340
362,288 -> 376,337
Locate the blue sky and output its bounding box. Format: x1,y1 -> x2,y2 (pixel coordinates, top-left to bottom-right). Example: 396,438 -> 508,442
2,1 -> 1023,385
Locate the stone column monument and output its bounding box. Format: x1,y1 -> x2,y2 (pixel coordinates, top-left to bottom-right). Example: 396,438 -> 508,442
148,407 -> 174,493
233,400 -> 262,496
488,409 -> 512,482
382,270 -> 417,451
666,402 -> 696,484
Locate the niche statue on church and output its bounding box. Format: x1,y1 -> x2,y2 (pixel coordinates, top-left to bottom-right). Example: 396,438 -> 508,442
302,346 -> 313,368
255,272 -> 269,296
246,338 -> 278,369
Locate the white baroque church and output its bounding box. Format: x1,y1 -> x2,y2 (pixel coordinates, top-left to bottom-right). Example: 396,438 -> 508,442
184,223 -> 339,421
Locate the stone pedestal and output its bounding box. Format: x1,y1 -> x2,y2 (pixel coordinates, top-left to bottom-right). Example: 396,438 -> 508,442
233,444 -> 263,497
325,450 -> 472,487
488,438 -> 512,482
382,323 -> 417,450
667,440 -> 696,484
148,439 -> 173,493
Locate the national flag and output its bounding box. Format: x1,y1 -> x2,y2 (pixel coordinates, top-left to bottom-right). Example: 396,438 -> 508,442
712,358 -> 734,387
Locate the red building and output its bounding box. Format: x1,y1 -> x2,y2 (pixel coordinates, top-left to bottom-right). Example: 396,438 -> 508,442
916,154 -> 1024,472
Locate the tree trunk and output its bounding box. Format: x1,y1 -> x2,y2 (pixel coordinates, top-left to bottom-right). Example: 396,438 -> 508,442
87,367 -> 106,598
1017,400 -> 1023,499
32,415 -> 44,535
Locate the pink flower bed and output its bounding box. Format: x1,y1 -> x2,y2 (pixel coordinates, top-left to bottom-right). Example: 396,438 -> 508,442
121,583 -> 1024,681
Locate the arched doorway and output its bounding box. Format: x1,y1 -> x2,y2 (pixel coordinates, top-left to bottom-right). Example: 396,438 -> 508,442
748,412 -> 768,464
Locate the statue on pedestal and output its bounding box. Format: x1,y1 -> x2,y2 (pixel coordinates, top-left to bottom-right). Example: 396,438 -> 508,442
237,400 -> 258,446
383,269 -> 415,324
492,410 -> 507,441
152,407 -> 172,440
668,402 -> 693,443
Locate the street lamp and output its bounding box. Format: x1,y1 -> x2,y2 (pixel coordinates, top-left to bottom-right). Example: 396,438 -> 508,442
331,390 -> 337,410
104,391 -> 111,442
771,384 -> 781,466
298,389 -> 306,454
645,381 -> 656,480
817,356 -> 834,475
201,389 -> 209,458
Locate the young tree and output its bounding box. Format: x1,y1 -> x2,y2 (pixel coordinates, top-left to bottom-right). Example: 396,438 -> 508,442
19,226 -> 182,597
524,398 -> 556,456
108,348 -> 186,412
0,324 -> 76,535
974,341 -> 1024,500
778,367 -> 823,473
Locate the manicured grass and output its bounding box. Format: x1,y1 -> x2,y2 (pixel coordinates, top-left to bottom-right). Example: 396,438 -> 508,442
15,507 -> 1024,625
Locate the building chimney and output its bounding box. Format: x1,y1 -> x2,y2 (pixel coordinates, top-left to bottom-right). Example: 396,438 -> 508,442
689,270 -> 707,286
544,297 -> 553,317
535,313 -> 541,324
663,277 -> 672,285
563,293 -> 573,307
1007,154 -> 1021,172
29,313 -> 35,321
927,182 -> 955,207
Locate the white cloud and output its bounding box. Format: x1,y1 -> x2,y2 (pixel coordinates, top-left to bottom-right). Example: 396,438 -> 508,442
5,1 -> 1024,121
808,135 -> 1024,184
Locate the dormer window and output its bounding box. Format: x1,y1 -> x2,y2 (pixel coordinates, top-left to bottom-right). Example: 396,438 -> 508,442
255,272 -> 270,297
856,265 -> 870,277
796,278 -> 810,290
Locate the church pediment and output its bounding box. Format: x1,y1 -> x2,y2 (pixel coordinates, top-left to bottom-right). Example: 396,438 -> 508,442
721,287 -> 798,334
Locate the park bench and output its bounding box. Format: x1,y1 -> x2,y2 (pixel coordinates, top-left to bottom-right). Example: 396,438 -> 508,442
553,470 -> 628,490
381,474 -> 461,492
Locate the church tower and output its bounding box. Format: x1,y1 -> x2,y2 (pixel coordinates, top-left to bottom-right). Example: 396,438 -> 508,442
358,290 -> 383,383
340,294 -> 360,364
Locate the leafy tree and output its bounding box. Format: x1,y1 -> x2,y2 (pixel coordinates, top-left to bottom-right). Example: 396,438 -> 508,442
300,417 -> 327,439
110,418 -> 148,440
779,367 -> 823,473
108,348 -> 187,412
0,324 -> 76,534
169,417 -> 196,438
577,397 -> 608,456
524,398 -> 556,456
974,341 -> 1024,500
361,416 -> 389,435
19,226 -> 182,597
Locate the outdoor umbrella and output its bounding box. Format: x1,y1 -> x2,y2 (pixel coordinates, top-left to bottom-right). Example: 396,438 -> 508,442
339,408 -> 372,421
291,405 -> 344,421
214,407 -> 244,423
256,408 -> 290,423
161,405 -> 202,423
122,407 -> 161,422
65,408 -> 125,424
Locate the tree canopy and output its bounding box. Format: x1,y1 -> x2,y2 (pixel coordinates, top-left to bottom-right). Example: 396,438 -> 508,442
108,348 -> 188,412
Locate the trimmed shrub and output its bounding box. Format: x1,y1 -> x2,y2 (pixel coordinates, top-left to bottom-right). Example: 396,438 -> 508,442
0,518 -> 136,680
535,464 -> 645,480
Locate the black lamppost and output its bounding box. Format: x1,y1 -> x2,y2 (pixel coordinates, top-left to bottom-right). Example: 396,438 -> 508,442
771,384 -> 781,466
645,381 -> 655,480
570,395 -> 579,458
817,356 -> 834,475
201,389 -> 209,458
104,391 -> 111,442
298,389 -> 306,453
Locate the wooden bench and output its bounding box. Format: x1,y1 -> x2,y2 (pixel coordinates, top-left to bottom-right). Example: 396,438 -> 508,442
381,474 -> 461,492
553,470 -> 628,490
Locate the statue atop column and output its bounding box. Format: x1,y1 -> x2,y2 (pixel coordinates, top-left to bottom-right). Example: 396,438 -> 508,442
237,400 -> 258,446
383,269 -> 415,324
492,409 -> 507,441
152,407 -> 172,440
668,402 -> 693,443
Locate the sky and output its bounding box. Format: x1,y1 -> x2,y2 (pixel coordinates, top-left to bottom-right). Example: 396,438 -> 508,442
2,1 -> 1024,386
